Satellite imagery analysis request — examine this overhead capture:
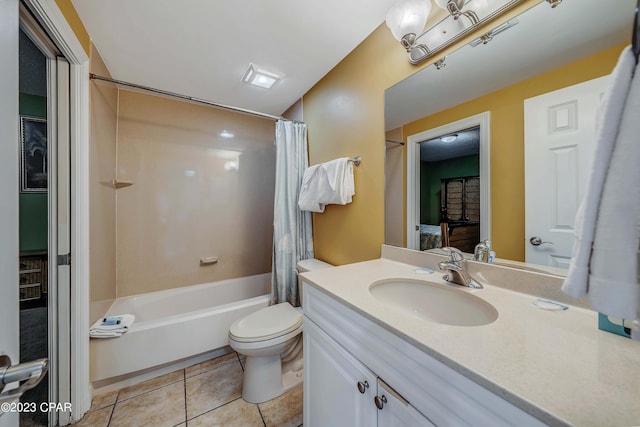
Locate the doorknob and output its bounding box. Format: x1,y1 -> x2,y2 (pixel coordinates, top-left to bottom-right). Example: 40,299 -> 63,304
0,355 -> 48,397
529,236 -> 554,246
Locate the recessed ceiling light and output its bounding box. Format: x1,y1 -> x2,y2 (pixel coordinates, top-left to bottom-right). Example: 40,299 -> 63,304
242,63 -> 284,89
441,134 -> 458,143
219,130 -> 235,139
224,160 -> 239,171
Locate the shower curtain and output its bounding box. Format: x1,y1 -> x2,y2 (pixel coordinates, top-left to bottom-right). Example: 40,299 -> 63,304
271,120 -> 314,306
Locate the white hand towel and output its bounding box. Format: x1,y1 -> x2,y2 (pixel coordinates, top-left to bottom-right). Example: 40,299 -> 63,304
90,314 -> 135,333
588,53 -> 640,321
562,46 -> 635,299
89,330 -> 124,339
298,165 -> 327,212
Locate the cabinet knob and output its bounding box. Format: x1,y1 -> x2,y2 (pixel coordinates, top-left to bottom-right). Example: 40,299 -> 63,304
356,380 -> 369,394
374,395 -> 387,410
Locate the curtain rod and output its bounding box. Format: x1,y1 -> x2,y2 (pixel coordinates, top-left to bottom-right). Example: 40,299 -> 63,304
89,73 -> 289,122
385,139 -> 405,146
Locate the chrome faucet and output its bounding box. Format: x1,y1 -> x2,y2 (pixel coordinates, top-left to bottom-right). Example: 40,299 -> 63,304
438,247 -> 482,289
473,240 -> 494,263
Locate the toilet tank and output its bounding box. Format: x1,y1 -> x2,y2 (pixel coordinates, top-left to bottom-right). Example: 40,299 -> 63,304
296,258 -> 332,306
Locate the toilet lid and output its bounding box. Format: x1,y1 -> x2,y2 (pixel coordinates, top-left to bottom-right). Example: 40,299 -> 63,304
229,302 -> 302,343
297,258 -> 332,272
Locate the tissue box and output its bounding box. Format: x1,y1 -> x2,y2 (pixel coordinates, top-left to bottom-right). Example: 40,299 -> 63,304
598,313 -> 631,339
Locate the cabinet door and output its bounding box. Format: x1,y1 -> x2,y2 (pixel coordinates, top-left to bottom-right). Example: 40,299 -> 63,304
376,378 -> 435,427
304,317 -> 377,427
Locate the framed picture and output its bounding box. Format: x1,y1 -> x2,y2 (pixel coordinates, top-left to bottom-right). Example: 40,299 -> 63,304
20,116 -> 48,193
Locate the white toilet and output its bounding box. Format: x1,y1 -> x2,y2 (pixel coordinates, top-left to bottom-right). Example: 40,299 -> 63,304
228,258 -> 332,403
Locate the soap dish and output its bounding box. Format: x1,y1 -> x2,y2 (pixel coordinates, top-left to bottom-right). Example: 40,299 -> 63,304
531,299 -> 568,311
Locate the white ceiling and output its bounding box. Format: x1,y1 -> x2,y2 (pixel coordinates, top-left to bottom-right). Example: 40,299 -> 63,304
72,0 -> 401,117
386,0 -> 636,130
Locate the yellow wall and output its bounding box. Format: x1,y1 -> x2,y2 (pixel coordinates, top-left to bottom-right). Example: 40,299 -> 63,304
55,0 -> 90,56
402,44 -> 625,261
303,1 -> 541,266
303,24 -> 412,265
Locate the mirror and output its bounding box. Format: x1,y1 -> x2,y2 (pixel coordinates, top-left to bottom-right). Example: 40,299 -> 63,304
384,0 -> 635,272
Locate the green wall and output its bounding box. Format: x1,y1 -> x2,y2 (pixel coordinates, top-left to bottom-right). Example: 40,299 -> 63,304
420,154 -> 479,225
19,93 -> 48,252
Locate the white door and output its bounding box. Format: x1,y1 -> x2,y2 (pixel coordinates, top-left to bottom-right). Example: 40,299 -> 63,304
303,317 -> 377,427
0,0 -> 21,425
524,75 -> 609,267
1,9 -> 71,425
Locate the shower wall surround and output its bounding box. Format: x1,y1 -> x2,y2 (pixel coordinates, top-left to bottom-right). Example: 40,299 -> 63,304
89,45 -> 117,320
115,91 -> 275,297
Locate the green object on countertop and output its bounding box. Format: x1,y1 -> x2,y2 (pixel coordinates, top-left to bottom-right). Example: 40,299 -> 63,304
598,313 -> 631,339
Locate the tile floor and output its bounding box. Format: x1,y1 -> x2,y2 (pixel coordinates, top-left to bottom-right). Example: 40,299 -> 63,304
76,352 -> 303,427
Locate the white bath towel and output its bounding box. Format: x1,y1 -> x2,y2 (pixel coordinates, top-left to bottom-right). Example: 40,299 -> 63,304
298,158 -> 355,213
561,46 -> 636,299
320,158 -> 354,205
588,51 -> 640,322
90,314 -> 135,339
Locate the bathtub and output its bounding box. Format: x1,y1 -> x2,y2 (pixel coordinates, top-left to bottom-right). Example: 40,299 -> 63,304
90,273 -> 271,382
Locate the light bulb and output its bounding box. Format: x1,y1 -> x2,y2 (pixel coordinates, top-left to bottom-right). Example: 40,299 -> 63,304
386,0 -> 432,41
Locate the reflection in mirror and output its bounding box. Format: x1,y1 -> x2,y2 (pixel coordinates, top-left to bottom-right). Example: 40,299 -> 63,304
418,126 -> 479,253
404,111 -> 491,256
384,0 -> 635,274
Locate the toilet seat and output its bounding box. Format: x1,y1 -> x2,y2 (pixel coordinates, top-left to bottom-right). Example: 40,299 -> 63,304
229,302 -> 302,343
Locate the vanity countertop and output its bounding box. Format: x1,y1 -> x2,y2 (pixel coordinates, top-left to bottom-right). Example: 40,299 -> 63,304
300,257 -> 640,427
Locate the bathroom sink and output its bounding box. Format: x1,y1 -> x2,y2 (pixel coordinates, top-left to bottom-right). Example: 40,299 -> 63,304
369,279 -> 498,327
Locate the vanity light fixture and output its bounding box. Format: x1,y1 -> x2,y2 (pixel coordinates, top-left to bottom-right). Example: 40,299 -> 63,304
385,0 -> 553,65
219,130 -> 235,139
469,18 -> 519,47
242,63 -> 284,89
434,0 -> 479,25
441,134 -> 458,143
385,0 -> 433,51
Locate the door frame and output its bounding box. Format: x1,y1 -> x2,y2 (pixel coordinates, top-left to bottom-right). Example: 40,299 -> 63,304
406,112 -> 491,250
21,0 -> 91,422
19,8 -> 63,426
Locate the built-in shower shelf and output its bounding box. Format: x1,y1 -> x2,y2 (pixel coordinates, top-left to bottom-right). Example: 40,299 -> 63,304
112,180 -> 133,189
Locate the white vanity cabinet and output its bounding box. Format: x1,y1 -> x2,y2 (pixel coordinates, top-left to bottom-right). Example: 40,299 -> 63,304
302,282 -> 546,427
304,315 -> 434,427
303,317 -> 376,426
